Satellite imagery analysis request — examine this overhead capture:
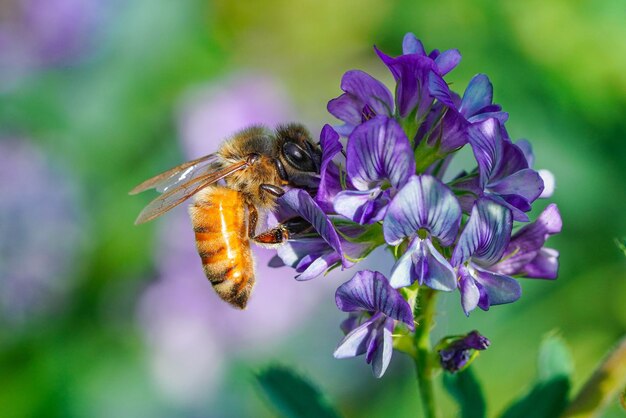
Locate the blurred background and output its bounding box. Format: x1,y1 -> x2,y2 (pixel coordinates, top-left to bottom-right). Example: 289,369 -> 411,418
0,0 -> 625,417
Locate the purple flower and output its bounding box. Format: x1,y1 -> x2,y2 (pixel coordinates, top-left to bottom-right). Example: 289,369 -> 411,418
453,118 -> 544,222
451,198 -> 521,315
315,124 -> 344,213
333,270 -> 414,378
515,139 -> 556,199
375,33 -> 460,120
333,116 -> 415,224
0,0 -> 103,89
272,187 -> 389,281
327,70 -> 394,136
413,74 -> 509,159
438,330 -> 490,373
383,175 -> 461,291
458,74 -> 508,124
0,138 -> 83,326
491,204 -> 562,279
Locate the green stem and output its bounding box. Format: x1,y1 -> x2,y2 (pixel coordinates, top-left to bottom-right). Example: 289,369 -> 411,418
414,287 -> 438,418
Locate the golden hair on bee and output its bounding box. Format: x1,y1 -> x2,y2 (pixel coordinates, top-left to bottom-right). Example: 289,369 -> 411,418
130,123 -> 320,309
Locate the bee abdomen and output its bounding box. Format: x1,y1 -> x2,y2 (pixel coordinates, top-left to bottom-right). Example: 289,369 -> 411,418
189,187 -> 254,309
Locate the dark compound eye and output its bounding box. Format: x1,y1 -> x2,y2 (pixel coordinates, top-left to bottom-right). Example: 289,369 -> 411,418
282,141 -> 316,172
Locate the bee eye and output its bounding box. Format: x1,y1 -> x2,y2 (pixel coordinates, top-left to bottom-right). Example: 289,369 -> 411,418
283,142 -> 316,172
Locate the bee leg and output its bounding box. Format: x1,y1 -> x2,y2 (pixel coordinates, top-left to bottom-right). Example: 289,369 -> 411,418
251,217 -> 313,244
259,184 -> 285,197
247,204 -> 258,237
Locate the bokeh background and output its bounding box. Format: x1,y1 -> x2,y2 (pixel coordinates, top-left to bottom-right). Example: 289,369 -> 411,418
1,0 -> 625,417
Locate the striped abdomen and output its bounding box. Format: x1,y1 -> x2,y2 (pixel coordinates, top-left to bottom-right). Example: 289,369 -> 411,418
189,186 -> 254,309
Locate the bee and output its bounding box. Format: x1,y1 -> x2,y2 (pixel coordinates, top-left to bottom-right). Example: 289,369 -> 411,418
130,124 -> 321,309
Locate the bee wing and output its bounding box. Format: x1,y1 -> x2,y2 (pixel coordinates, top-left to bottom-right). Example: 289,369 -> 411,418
129,153 -> 219,195
134,160 -> 248,225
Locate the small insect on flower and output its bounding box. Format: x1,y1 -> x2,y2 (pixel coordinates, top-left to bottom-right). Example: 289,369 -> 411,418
130,124 -> 324,309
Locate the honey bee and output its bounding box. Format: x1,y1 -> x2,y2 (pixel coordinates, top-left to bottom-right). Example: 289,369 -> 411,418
130,124 -> 321,309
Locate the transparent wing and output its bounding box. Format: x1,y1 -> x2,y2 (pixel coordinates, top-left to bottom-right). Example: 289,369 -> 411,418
129,153 -> 219,195
134,160 -> 248,225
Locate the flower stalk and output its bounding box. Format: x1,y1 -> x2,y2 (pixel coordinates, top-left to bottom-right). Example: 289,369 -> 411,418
414,287 -> 438,418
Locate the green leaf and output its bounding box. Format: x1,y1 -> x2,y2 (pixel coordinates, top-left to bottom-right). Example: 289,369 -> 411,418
255,365 -> 342,418
615,237 -> 626,257
562,336 -> 626,418
443,367 -> 487,418
499,334 -> 573,418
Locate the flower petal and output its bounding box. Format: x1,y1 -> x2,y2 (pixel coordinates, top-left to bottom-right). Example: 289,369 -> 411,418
515,139 -> 534,167
489,168 -> 544,203
388,238 -> 418,288
538,169 -> 555,198
279,189 -> 344,264
451,198 -> 512,266
296,251 -> 342,281
276,237 -> 331,269
346,116 -> 415,190
491,204 -> 561,278
428,72 -> 455,108
468,118 -> 503,189
375,52 -> 438,118
523,248 -> 559,279
459,266 -> 480,315
371,318 -> 394,378
340,312 -> 365,334
333,319 -> 372,359
335,270 -> 413,327
434,49 -> 461,76
383,175 -> 461,246
472,266 -> 521,306
402,32 -> 426,56
327,93 -> 363,126
340,70 -> 394,117
459,74 -> 493,118
425,106 -> 470,154
414,239 -> 458,291
316,124 -> 344,212
490,140 -> 529,180
334,188 -> 390,224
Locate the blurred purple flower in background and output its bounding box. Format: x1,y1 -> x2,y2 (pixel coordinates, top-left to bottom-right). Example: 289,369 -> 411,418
0,0 -> 103,89
137,74 -> 330,405
0,138 -> 83,327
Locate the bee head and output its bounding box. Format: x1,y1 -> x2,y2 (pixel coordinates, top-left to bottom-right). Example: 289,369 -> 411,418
275,124 -> 321,186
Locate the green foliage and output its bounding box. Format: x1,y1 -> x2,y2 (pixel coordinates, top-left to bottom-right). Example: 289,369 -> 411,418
443,367 -> 487,418
615,238 -> 626,257
255,365 -> 342,418
499,335 -> 573,418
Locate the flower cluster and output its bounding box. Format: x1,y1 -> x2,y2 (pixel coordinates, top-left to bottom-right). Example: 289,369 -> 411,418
271,33 -> 561,377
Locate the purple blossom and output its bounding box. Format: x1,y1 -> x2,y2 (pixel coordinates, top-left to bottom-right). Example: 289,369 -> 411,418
438,330 -> 490,373
333,116 -> 415,224
333,270 -> 414,378
315,124 -> 343,213
375,33 -> 460,120
453,118 -> 544,222
327,70 -> 394,136
451,198 -> 521,315
0,138 -> 83,327
383,175 -> 461,291
0,0 -> 103,89
491,204 -> 562,279
269,188 -> 356,281
413,74 -> 509,159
